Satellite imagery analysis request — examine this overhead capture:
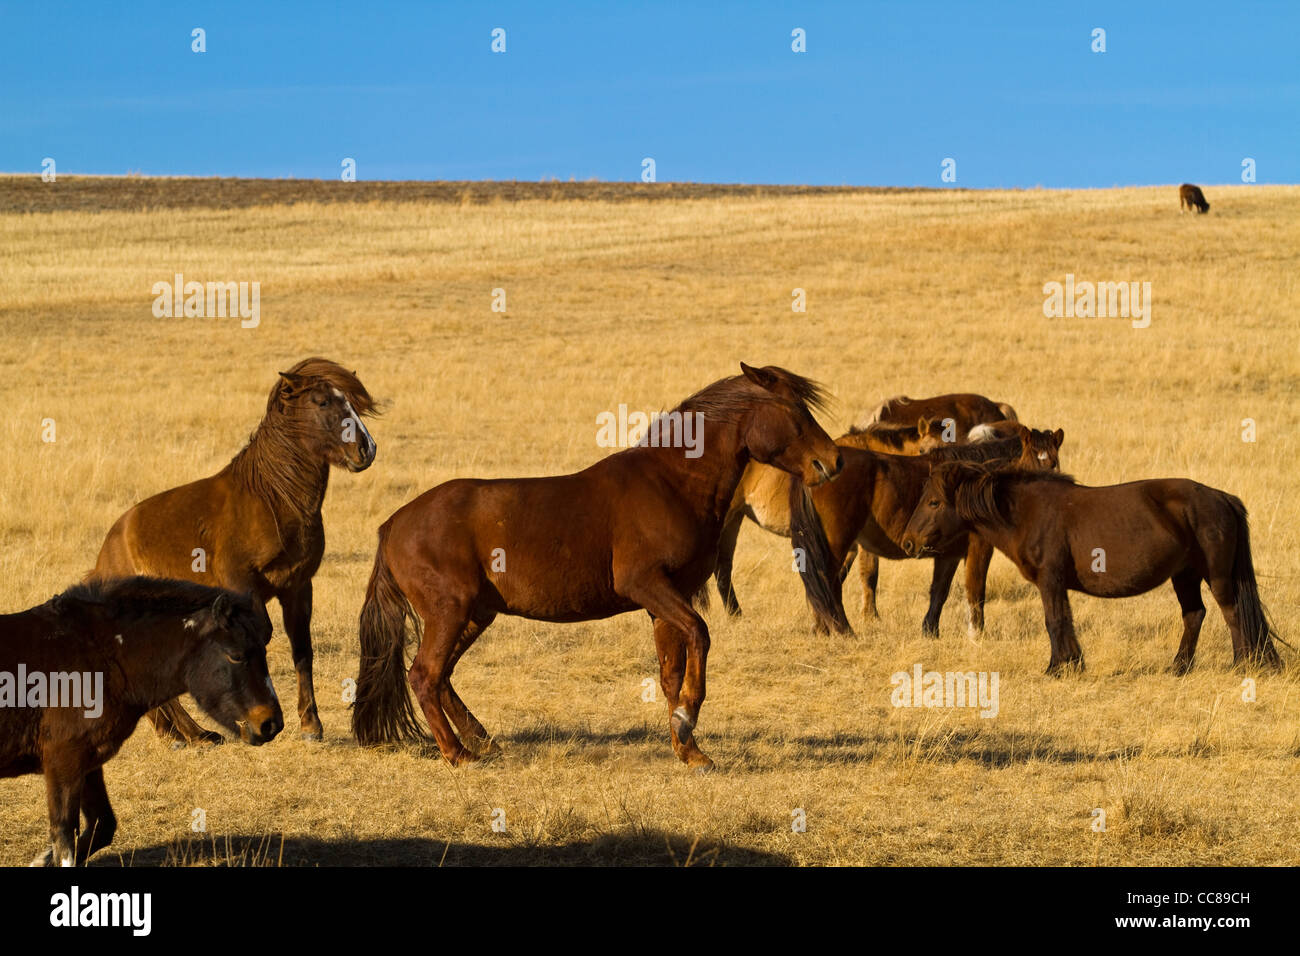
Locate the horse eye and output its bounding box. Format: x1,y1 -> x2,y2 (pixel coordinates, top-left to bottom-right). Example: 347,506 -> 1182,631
225,652 -> 246,664
317,398 -> 329,407
929,499 -> 939,508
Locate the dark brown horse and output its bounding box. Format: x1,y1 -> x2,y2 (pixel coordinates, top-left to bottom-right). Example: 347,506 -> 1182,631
352,364 -> 843,770
900,462 -> 1281,674
865,392 -> 1018,434
789,426 -> 1065,636
1179,183 -> 1210,214
90,357 -> 377,743
1,577 -> 281,866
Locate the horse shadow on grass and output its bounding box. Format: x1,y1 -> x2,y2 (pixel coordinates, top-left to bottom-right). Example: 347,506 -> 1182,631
431,722 -> 1145,770
92,829 -> 791,867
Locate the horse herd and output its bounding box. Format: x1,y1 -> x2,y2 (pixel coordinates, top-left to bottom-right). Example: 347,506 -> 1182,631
1,358 -> 1282,865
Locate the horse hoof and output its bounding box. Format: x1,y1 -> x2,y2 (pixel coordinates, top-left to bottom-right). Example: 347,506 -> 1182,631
300,731 -> 323,742
29,847 -> 52,867
670,706 -> 696,741
1170,659 -> 1192,676
690,756 -> 716,774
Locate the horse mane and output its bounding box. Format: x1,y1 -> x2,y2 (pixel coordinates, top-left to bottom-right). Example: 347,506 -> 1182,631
676,367 -> 831,424
937,462 -> 1077,525
51,576 -> 252,625
846,420 -> 922,449
228,358 -> 377,521
921,435 -> 1022,464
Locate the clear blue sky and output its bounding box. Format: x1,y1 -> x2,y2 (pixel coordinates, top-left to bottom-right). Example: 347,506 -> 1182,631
2,1 -> 1295,187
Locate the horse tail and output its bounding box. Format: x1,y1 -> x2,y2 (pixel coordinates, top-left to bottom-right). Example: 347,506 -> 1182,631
1224,495 -> 1284,665
967,423 -> 998,443
352,523 -> 428,745
996,402 -> 1018,422
788,476 -> 853,635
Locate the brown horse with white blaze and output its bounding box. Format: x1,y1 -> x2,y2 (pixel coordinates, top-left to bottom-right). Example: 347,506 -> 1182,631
351,364 -> 843,770
900,462 -> 1282,674
90,358 -> 377,743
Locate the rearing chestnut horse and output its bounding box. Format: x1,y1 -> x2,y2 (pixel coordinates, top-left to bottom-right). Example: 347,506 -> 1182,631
90,358 -> 378,743
352,364 -> 843,770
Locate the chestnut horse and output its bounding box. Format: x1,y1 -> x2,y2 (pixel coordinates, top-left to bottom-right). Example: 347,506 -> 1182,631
352,364 -> 843,770
2,578 -> 281,866
789,426 -> 1064,636
713,417 -> 945,615
900,463 -> 1282,674
866,392 -> 1018,433
90,358 -> 377,743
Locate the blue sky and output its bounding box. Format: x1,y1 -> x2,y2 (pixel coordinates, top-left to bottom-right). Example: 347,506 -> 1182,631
2,1 -> 1295,187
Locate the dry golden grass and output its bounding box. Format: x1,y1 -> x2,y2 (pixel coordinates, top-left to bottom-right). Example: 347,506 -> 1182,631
0,177 -> 1297,865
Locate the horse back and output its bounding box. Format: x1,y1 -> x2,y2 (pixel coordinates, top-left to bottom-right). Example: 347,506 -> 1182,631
92,470 -> 286,592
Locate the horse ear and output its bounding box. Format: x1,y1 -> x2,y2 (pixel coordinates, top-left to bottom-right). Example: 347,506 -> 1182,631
278,371 -> 308,391
740,363 -> 779,391
210,593 -> 233,627
917,416 -> 930,434
1052,428 -> 1064,448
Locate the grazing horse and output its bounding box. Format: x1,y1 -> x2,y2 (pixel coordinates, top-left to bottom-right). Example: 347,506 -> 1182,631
714,417 -> 945,615
900,463 -> 1282,674
90,357 -> 377,743
1,577 -> 281,866
1179,183 -> 1210,214
351,364 -> 844,770
789,426 -> 1065,636
865,392 -> 1018,434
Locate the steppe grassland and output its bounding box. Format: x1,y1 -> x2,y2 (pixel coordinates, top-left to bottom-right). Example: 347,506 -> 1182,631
0,180 -> 1296,864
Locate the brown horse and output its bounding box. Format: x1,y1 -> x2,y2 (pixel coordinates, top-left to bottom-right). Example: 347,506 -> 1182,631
789,425 -> 1065,636
865,392 -> 1018,434
900,462 -> 1282,674
713,417 -> 945,615
1179,183 -> 1210,214
351,364 -> 843,770
90,357 -> 377,743
1,577 -> 282,866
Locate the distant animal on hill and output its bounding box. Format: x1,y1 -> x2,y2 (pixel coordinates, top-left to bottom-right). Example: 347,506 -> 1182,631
1179,184 -> 1210,214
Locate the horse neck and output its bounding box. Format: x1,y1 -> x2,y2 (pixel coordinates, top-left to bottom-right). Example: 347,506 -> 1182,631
876,455 -> 928,536
643,415 -> 749,523
230,419 -> 330,530
113,620 -> 196,710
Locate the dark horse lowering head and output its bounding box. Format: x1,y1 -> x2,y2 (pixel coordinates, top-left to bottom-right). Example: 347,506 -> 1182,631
90,357 -> 378,743
1,577 -> 281,866
352,363 -> 842,771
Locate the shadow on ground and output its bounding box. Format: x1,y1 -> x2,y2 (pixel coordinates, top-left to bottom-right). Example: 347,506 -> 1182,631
93,830 -> 791,867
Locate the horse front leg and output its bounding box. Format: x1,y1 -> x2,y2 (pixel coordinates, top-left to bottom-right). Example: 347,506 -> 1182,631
280,582 -> 323,740
713,509 -> 746,616
622,571 -> 714,770
1039,578 -> 1084,674
963,534 -> 993,636
39,750 -> 84,867
922,556 -> 960,636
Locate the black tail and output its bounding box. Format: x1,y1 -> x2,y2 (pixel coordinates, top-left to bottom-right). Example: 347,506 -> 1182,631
351,524 -> 430,745
1226,496 -> 1283,666
789,476 -> 853,635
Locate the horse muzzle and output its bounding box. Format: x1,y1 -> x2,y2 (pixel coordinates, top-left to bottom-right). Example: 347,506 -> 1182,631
238,708 -> 284,746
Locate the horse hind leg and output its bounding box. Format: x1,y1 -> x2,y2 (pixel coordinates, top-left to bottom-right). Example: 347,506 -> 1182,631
438,615 -> 501,756
1170,568 -> 1206,675
406,599 -> 483,767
